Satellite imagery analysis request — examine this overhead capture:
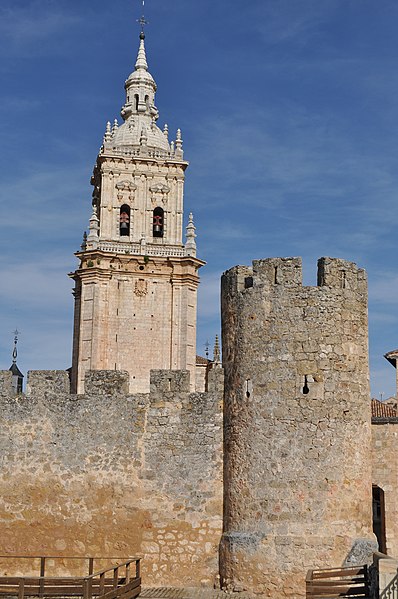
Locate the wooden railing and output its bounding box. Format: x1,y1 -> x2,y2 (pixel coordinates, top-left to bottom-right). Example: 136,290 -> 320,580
306,565 -> 369,598
0,557 -> 141,599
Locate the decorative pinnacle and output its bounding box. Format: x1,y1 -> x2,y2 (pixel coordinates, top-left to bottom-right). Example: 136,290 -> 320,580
81,231 -> 87,251
112,119 -> 119,134
12,329 -> 20,364
213,335 -> 221,364
104,121 -> 112,143
185,212 -> 197,257
87,204 -> 99,246
176,128 -> 182,145
140,126 -> 148,145
175,129 -> 183,157
163,123 -> 169,139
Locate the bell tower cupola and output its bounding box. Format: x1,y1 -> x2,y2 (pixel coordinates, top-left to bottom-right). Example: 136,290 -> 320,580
121,31 -> 159,123
69,21 -> 204,395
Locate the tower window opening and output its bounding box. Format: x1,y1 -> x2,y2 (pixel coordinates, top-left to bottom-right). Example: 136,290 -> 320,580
134,94 -> 139,111
372,485 -> 386,553
302,375 -> 310,395
153,207 -> 164,238
145,95 -> 149,110
120,204 -> 131,237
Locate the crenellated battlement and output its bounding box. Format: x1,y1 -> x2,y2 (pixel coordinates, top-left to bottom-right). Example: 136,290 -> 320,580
223,256 -> 367,297
317,256 -> 367,291
0,368 -> 224,401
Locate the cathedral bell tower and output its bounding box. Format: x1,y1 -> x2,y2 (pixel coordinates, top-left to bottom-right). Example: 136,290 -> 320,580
70,29 -> 204,394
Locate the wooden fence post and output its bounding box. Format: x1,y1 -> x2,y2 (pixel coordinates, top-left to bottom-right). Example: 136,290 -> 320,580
18,578 -> 25,599
113,567 -> 119,589
39,558 -> 45,598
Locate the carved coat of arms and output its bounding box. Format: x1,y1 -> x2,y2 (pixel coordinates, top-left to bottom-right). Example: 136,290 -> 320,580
134,279 -> 148,297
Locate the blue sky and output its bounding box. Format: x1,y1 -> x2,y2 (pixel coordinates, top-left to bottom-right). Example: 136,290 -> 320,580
1,0 -> 398,398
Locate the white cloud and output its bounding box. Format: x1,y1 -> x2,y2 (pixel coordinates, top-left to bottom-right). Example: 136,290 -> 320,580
198,271 -> 221,320
0,253 -> 74,372
369,273 -> 398,305
0,164 -> 88,236
0,1 -> 80,49
0,255 -> 73,308
249,0 -> 337,44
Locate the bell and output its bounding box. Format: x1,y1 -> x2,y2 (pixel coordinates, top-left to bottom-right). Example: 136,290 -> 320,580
120,222 -> 129,230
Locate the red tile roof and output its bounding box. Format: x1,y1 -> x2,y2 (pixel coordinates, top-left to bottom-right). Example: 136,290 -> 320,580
371,399 -> 397,419
196,355 -> 211,366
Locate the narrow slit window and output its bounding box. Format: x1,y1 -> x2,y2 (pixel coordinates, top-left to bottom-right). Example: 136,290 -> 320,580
134,94 -> 139,111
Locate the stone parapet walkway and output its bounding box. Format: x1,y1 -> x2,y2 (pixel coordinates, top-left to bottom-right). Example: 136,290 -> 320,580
140,588 -> 260,598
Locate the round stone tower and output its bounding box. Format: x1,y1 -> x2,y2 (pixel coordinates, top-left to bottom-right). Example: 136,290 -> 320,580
220,257 -> 374,598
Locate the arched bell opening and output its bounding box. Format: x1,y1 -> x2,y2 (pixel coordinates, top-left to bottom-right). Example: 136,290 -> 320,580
119,205 -> 131,237
153,207 -> 164,238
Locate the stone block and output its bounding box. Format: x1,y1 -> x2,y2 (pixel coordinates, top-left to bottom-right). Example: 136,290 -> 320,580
150,370 -> 190,393
0,371 -> 13,396
207,367 -> 224,393
253,257 -> 302,287
84,370 -> 129,396
26,370 -> 70,396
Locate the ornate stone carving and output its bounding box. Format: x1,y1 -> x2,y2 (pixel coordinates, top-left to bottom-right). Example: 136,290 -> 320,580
134,279 -> 148,297
116,180 -> 137,192
150,183 -> 170,205
116,180 -> 137,202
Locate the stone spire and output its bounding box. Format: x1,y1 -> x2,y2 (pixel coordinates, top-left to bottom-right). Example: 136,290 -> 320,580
135,32 -> 149,70
121,31 -> 158,122
104,30 -> 171,153
9,329 -> 23,394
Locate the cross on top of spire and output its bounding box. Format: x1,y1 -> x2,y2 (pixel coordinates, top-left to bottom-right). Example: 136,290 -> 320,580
137,0 -> 149,37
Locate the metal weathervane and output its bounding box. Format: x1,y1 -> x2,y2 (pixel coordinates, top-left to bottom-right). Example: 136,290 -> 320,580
12,329 -> 20,363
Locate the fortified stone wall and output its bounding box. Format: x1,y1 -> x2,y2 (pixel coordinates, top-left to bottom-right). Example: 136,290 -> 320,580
220,257 -> 374,598
372,419 -> 398,557
0,368 -> 223,588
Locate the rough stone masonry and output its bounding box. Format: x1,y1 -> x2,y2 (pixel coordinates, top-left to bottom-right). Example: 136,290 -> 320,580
220,257 -> 375,597
0,256 -> 380,599
0,368 -> 223,588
